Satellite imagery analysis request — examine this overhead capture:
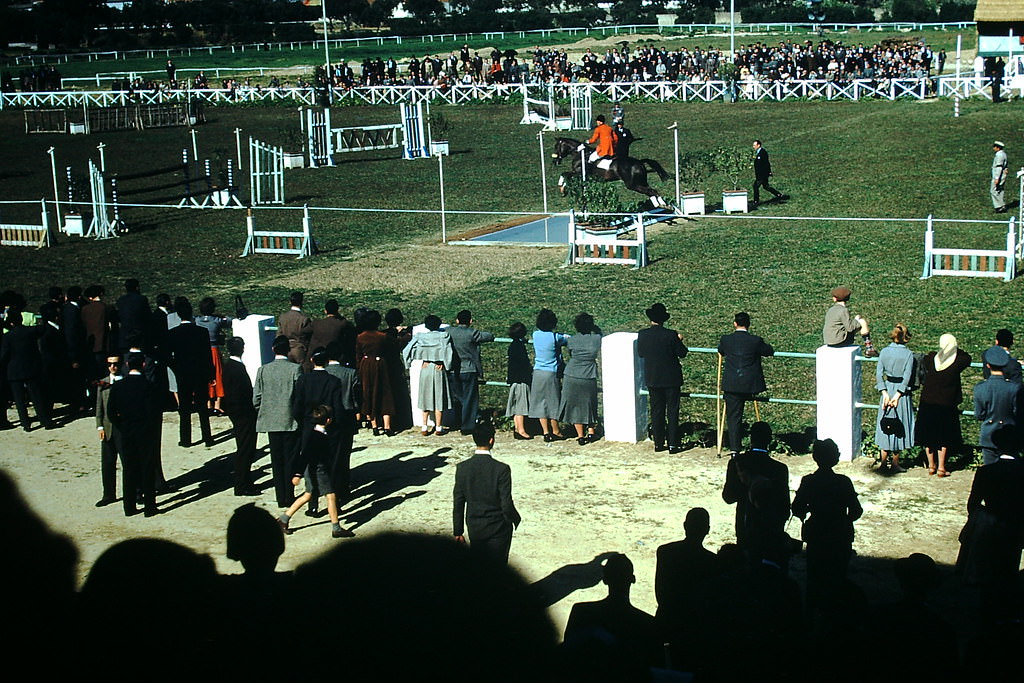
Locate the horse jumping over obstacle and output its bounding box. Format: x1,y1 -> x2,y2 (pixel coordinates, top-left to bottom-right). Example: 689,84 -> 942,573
552,137 -> 670,206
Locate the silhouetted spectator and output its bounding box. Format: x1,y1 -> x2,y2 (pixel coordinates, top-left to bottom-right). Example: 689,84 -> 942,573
792,438 -> 863,608
222,337 -> 258,496
655,507 -> 718,648
115,278 -> 149,352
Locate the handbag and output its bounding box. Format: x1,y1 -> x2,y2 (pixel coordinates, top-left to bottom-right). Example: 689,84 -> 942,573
234,294 -> 249,321
879,405 -> 902,436
553,332 -> 565,379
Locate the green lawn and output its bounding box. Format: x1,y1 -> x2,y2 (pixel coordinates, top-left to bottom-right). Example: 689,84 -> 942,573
1,95 -> 1019,452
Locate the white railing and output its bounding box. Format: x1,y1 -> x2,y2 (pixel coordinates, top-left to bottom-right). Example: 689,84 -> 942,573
1,76 -> 963,110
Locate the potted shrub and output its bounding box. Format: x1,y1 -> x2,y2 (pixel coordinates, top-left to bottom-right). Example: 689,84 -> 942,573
281,127 -> 306,169
428,110 -> 453,156
714,145 -> 749,214
679,151 -> 710,216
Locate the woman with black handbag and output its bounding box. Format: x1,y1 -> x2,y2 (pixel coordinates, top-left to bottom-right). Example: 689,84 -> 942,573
875,323 -> 916,473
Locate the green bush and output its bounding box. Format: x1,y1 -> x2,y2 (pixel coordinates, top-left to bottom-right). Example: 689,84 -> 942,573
676,6 -> 716,24
274,23 -> 317,42
884,0 -> 939,22
938,0 -> 976,21
564,176 -> 628,227
711,145 -> 749,191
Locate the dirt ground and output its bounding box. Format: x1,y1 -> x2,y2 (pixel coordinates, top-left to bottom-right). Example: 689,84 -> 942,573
2,406 -> 975,637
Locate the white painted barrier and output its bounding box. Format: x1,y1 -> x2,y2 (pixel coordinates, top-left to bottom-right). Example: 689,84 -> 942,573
0,199 -> 51,248
601,332 -> 648,443
920,215 -> 1018,282
815,345 -> 862,461
87,160 -> 118,239
241,206 -> 315,258
231,314 -> 277,387
249,136 -> 285,205
566,210 -> 649,268
570,86 -> 592,130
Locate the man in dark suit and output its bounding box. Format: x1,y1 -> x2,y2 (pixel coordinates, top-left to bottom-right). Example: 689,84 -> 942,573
718,312 -> 774,455
222,337 -> 259,496
115,278 -> 150,352
564,553 -> 661,672
655,507 -> 719,643
445,309 -> 495,433
165,297 -> 214,448
1,310 -> 55,431
751,139 -> 786,207
636,302 -> 688,453
94,354 -> 122,507
974,346 -> 1023,465
291,348 -> 345,515
722,421 -> 792,565
453,421 -> 521,564
108,353 -> 159,517
81,285 -> 114,382
308,299 -> 351,360
982,328 -> 1022,383
62,285 -> 90,413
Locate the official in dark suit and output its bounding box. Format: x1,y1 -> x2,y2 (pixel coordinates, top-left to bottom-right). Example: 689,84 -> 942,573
308,299 -> 352,360
114,278 -> 150,352
165,297 -> 215,447
722,421 -> 791,565
751,139 -> 786,206
0,311 -> 54,431
636,302 -> 688,453
62,286 -> 90,412
453,421 -> 521,564
108,353 -> 160,516
278,291 -> 312,371
94,355 -> 122,507
718,312 -> 774,454
222,337 -> 259,496
974,346 -> 1023,465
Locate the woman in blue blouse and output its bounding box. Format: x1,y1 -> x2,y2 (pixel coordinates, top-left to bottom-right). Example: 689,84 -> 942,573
528,308 -> 568,442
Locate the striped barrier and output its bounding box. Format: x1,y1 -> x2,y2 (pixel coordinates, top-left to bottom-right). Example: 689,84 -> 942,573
566,209 -> 649,268
241,206 -> 315,258
920,215 -> 1019,282
0,199 -> 51,248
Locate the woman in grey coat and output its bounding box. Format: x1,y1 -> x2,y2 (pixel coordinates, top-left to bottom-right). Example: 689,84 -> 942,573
403,315 -> 453,436
559,313 -> 602,446
875,323 -> 915,473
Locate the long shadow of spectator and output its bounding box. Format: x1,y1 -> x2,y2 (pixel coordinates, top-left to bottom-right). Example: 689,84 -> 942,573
340,447 -> 450,528
531,551 -> 619,607
157,452 -> 238,511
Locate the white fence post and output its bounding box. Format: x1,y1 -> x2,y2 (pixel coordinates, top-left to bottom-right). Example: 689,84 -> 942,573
601,332 -> 647,443
920,214 -> 934,279
815,345 -> 862,461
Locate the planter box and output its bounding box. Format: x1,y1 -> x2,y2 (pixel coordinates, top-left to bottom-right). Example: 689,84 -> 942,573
63,214 -> 84,236
554,116 -> 572,130
682,192 -> 705,216
283,152 -> 305,169
69,123 -> 86,135
210,189 -> 232,207
430,140 -> 450,157
722,190 -> 749,214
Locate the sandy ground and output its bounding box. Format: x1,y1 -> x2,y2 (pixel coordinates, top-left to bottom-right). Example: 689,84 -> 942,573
2,405 -> 974,636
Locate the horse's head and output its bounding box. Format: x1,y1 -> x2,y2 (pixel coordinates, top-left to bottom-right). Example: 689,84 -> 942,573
552,137 -> 581,166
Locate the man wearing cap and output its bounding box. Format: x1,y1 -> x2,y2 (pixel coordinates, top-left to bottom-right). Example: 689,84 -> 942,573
974,346 -> 1023,465
982,328 -> 1022,384
822,287 -> 874,355
637,303 -> 688,453
991,141 -> 1008,214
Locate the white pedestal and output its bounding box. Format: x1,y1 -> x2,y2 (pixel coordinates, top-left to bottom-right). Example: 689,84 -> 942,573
815,345 -> 862,461
232,314 -> 276,387
601,332 -> 647,443
63,214 -> 84,236
722,190 -> 749,214
682,192 -> 705,216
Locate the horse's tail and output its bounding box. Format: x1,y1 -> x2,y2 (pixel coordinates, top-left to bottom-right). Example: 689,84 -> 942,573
641,159 -> 670,181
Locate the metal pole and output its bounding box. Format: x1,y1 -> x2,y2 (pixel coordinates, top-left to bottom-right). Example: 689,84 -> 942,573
669,122 -> 680,208
438,151 -> 447,244
234,127 -> 243,168
538,129 -> 548,214
729,0 -> 735,63
47,147 -> 61,221
191,128 -> 198,162
97,142 -> 106,173
321,0 -> 331,88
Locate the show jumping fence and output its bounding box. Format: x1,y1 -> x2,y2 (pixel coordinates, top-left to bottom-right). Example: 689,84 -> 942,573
24,108 -> 67,133
249,137 -> 285,206
241,206 -> 315,258
920,215 -> 1021,282
305,104 -> 427,167
0,199 -> 51,248
566,209 -> 650,268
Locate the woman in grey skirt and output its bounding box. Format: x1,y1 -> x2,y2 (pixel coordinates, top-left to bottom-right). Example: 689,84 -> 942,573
560,313 -> 602,445
403,315 -> 454,436
505,322 -> 533,440
875,323 -> 916,473
529,308 -> 569,442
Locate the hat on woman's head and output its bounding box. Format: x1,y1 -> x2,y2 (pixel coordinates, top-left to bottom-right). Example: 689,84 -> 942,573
645,303 -> 670,323
935,333 -> 958,372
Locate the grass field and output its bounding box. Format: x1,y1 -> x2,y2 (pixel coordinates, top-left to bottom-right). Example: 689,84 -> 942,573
44,27 -> 979,83
1,92 -> 1020,452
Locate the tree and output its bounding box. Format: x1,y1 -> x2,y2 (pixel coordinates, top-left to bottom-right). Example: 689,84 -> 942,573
610,0 -> 666,25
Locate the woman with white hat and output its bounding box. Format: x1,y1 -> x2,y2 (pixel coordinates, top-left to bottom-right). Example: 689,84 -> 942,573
915,334 -> 972,477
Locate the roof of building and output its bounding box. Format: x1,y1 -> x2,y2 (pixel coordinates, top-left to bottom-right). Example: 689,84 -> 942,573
975,0 -> 1024,23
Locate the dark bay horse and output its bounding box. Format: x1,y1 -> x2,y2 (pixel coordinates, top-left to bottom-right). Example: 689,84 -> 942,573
552,137 -> 670,205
